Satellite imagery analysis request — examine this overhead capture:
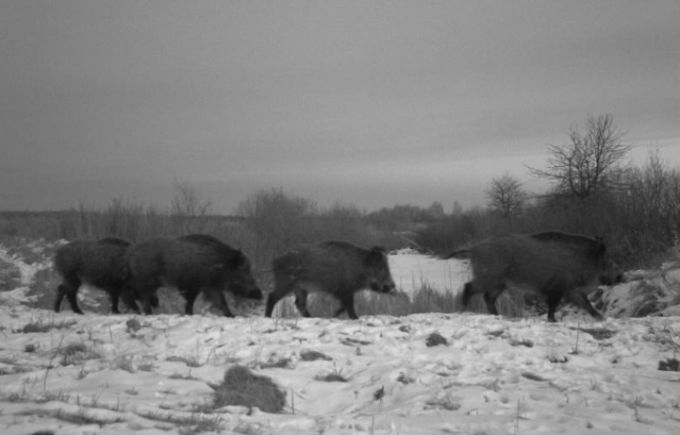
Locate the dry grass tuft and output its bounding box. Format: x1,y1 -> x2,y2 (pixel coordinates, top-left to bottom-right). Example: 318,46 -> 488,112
126,318 -> 143,333
58,342 -> 99,366
426,332 -> 448,347
578,327 -> 617,340
210,365 -> 286,413
18,319 -> 76,334
315,372 -> 348,383
300,350 -> 332,362
658,358 -> 680,371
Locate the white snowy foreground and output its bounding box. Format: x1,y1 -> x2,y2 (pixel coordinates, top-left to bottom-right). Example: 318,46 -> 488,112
1,305 -> 679,435
1,242 -> 680,434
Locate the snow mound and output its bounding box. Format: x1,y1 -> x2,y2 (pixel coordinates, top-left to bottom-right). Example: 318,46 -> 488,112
0,286 -> 37,306
592,263 -> 680,317
0,241 -> 56,287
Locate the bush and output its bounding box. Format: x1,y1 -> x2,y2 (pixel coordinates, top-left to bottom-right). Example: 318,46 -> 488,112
414,153 -> 680,269
58,342 -> 99,366
300,350 -> 332,362
658,358 -> 680,372
235,189 -> 397,272
18,319 -> 77,334
426,332 -> 448,347
210,365 -> 286,413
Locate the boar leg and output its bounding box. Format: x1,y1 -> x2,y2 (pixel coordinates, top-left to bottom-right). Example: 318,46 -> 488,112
120,290 -> 141,314
54,283 -> 68,313
212,289 -> 235,317
142,294 -> 155,315
482,279 -> 507,316
338,293 -> 358,319
64,287 -> 84,314
483,292 -> 500,315
461,282 -> 475,309
60,281 -> 84,314
545,291 -> 563,322
55,274 -> 84,314
130,275 -> 160,315
294,289 -> 312,317
332,305 -> 347,317
109,288 -> 141,314
183,289 -> 199,315
264,294 -> 277,317
108,290 -> 122,314
265,279 -> 297,317
568,288 -> 603,320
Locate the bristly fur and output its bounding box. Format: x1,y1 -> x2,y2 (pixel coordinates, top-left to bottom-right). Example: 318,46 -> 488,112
127,234 -> 262,316
54,238 -> 140,314
451,231 -> 621,322
265,240 -> 396,319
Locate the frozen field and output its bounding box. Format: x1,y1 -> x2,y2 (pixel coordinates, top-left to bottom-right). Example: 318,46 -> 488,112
388,248 -> 470,297
1,305 -> 679,435
0,241 -> 679,434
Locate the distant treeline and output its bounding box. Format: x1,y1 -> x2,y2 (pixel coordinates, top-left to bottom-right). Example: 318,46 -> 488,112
2,154 -> 680,270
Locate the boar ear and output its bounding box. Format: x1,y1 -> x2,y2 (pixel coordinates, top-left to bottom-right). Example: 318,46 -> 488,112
367,246 -> 386,263
232,250 -> 248,269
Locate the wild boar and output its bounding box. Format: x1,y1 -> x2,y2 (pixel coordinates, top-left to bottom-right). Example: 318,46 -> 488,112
127,234 -> 262,316
265,241 -> 396,319
54,237 -> 139,314
447,231 -> 621,322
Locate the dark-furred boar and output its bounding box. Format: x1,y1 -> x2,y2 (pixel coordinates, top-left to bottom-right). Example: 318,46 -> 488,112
447,231 -> 622,322
54,237 -> 138,314
265,241 -> 396,319
128,234 -> 262,316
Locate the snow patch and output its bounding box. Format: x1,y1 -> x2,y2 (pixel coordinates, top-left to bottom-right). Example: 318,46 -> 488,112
388,252 -> 470,297
0,244 -> 52,286
0,306 -> 674,434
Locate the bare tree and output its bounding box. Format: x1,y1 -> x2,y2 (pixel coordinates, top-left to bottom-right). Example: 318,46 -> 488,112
530,114 -> 630,199
426,201 -> 446,219
236,188 -> 317,258
452,200 -> 463,216
171,180 -> 211,218
486,174 -> 526,218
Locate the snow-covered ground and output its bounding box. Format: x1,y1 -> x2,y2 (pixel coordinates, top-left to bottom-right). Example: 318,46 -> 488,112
388,248 -> 470,296
1,242 -> 680,434
2,306 -> 680,435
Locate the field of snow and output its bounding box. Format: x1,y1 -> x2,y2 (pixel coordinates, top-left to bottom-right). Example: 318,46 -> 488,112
388,248 -> 470,297
2,306 -> 680,435
0,241 -> 680,434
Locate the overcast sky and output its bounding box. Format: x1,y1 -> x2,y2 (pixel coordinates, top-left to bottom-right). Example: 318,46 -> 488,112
1,1 -> 679,214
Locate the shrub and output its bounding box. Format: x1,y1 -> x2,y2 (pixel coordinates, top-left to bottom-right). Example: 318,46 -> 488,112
426,332 -> 448,347
314,372 -> 348,383
58,342 -> 99,366
126,318 -> 143,333
0,258 -> 21,291
210,365 -> 286,413
658,358 -> 680,372
300,350 -> 332,362
18,319 -> 76,334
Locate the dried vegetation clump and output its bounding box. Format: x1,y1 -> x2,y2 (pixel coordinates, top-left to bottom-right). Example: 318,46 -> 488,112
210,365 -> 286,413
